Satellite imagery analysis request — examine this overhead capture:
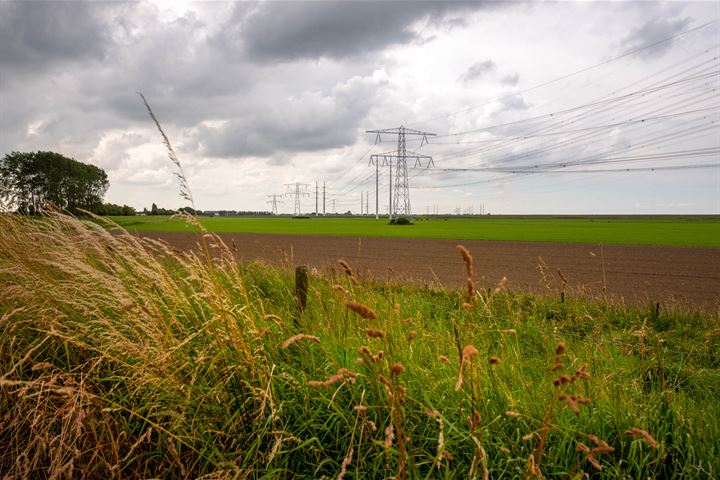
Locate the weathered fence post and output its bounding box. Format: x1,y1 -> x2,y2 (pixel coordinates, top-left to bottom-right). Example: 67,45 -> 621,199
295,265 -> 309,311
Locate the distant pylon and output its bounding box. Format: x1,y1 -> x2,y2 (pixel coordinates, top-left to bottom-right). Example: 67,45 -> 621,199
367,126 -> 435,218
285,182 -> 310,216
266,194 -> 283,215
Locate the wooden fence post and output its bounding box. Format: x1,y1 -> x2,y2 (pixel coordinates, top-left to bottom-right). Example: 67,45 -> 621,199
295,266 -> 309,311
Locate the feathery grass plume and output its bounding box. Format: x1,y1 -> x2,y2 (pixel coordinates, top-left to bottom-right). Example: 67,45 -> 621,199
337,259 -> 358,285
505,411 -> 521,417
466,277 -> 476,303
332,284 -> 352,297
307,368 -> 357,389
282,334 -> 321,349
558,395 -> 580,416
384,424 -> 394,448
138,92 -> 194,208
364,328 -> 385,338
493,276 -> 508,294
500,328 -> 516,334
425,409 -> 446,468
456,345 -> 479,391
624,428 -> 658,448
553,374 -> 574,386
389,362 -> 405,378
557,268 -> 568,287
462,345 -> 479,359
436,355 -> 449,364
577,434 -> 615,471
337,447 -> 354,480
345,301 -> 378,320
456,245 -> 473,278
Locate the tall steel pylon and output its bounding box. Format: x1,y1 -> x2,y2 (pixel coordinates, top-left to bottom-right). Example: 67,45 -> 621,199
267,194 -> 283,215
367,126 -> 435,218
285,182 -> 309,216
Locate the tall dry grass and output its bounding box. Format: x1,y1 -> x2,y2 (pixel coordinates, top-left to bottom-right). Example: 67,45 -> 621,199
1,214 -> 718,478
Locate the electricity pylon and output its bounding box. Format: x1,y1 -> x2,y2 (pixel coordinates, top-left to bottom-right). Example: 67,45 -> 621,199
285,182 -> 309,216
267,194 -> 283,215
366,126 -> 435,219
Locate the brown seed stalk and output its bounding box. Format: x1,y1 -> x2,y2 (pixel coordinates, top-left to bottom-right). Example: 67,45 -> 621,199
345,301 -> 378,320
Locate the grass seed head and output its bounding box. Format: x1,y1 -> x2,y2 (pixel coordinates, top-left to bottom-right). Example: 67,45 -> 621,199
282,334 -> 321,349
462,345 -> 479,360
338,259 -> 353,276
625,428 -> 658,448
345,301 -> 378,320
456,245 -> 473,278
390,362 -> 405,378
364,328 -> 385,338
466,277 -> 476,301
489,356 -> 501,365
587,455 -> 602,471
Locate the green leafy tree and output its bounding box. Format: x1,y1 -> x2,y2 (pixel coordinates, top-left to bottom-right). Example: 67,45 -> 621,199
0,151 -> 109,214
100,203 -> 136,216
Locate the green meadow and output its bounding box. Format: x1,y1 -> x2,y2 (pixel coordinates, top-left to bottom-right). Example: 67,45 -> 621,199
1,212 -> 718,478
110,215 -> 720,247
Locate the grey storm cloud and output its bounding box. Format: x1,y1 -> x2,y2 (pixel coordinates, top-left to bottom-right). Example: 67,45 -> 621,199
620,16 -> 693,59
200,72 -> 387,159
218,1 -> 499,61
0,1 -> 112,72
458,60 -> 497,83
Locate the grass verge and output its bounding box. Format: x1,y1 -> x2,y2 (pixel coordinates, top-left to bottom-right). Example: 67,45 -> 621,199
1,212 -> 719,479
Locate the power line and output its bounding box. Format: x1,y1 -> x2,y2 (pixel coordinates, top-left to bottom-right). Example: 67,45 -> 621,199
266,194 -> 283,215
366,127 -> 436,217
284,182 -> 310,216
407,18 -> 720,128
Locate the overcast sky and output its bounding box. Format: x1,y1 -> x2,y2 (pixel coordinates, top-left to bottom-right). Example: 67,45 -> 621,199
1,0 -> 718,214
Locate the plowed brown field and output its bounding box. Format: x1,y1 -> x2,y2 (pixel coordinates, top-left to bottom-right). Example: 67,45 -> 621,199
139,232 -> 720,312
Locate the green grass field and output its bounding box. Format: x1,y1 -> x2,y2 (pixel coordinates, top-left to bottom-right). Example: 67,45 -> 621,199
2,212 -> 719,478
109,215 -> 720,247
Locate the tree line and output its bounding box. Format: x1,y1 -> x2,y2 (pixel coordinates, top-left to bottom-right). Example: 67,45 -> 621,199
0,151 -> 108,215
0,151 -> 184,216
0,150 -> 272,217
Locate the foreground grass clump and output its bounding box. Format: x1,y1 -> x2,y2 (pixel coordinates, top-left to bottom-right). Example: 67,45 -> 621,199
1,213 -> 718,479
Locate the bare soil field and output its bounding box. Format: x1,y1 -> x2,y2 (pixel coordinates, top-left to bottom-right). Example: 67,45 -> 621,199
140,231 -> 720,312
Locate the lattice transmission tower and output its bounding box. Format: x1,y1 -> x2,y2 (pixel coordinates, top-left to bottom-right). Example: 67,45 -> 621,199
285,183 -> 309,216
266,194 -> 283,215
366,126 -> 435,218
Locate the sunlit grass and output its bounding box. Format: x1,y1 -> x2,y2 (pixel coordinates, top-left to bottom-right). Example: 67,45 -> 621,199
1,211 -> 718,478
108,215 -> 720,247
